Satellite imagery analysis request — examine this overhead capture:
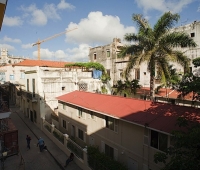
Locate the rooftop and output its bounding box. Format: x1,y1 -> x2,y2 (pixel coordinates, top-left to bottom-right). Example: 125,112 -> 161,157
57,91 -> 200,134
13,59 -> 72,68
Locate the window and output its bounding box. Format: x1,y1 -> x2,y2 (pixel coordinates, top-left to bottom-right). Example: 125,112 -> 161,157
63,120 -> 66,129
27,79 -> 29,91
107,50 -> 110,57
151,130 -> 168,152
135,68 -> 140,80
94,53 -> 97,60
78,108 -> 82,117
78,129 -> 84,140
105,144 -> 114,159
32,79 -> 35,97
79,82 -> 88,91
191,32 -> 195,37
21,72 -> 25,79
63,104 -> 66,110
90,111 -> 94,119
10,75 -> 14,80
190,67 -> 192,73
33,110 -> 37,123
106,69 -> 110,77
106,116 -> 118,132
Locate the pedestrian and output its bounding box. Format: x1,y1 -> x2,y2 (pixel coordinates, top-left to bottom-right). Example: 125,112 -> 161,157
26,135 -> 31,150
37,137 -> 45,152
64,152 -> 74,167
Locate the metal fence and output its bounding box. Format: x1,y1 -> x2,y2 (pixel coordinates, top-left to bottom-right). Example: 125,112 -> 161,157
52,127 -> 64,144
67,138 -> 84,159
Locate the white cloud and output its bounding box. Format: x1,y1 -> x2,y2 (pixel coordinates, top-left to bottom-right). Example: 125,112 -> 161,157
29,9 -> 47,26
198,6 -> 200,12
44,3 -> 61,20
3,36 -> 21,43
65,44 -> 90,62
21,43 -> 33,49
135,0 -> 193,13
20,4 -> 47,26
57,0 -> 75,10
33,48 -> 54,59
32,43 -> 90,61
0,44 -> 15,51
65,11 -> 136,45
20,1 -> 74,26
54,50 -> 67,59
3,15 -> 23,26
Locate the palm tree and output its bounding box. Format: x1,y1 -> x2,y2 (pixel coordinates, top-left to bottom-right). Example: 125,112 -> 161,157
120,12 -> 196,99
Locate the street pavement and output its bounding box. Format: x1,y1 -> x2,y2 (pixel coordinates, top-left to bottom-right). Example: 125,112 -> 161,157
2,105 -> 82,170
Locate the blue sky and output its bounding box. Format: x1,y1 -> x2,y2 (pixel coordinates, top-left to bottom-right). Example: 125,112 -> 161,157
0,0 -> 200,62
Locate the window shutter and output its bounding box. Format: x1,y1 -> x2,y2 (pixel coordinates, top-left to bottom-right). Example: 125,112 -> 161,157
114,148 -> 118,160
101,141 -> 105,153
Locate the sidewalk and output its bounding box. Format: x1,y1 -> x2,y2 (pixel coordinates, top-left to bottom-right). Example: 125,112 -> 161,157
10,105 -> 82,170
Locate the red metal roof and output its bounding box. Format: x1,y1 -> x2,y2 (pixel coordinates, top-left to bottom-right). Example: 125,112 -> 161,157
138,87 -> 193,100
57,91 -> 200,134
13,59 -> 72,68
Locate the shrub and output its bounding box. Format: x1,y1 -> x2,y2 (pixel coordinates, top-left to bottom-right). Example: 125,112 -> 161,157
53,131 -> 64,144
44,125 -> 51,132
87,146 -> 128,170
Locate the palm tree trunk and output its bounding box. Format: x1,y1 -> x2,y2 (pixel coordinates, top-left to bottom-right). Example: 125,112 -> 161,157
150,74 -> 155,100
149,59 -> 155,100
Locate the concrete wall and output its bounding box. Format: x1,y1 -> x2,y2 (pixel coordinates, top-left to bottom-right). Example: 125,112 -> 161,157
57,102 -> 167,170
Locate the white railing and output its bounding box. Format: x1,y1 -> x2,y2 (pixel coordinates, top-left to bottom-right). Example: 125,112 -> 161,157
41,118 -> 89,170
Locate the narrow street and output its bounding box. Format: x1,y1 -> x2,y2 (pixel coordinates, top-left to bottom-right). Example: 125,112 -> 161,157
3,110 -> 62,170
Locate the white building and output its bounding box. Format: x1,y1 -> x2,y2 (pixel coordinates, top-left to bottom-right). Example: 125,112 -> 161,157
0,59 -> 102,128
0,48 -> 26,65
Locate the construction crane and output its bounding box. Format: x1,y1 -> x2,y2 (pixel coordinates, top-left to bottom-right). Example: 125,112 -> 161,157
32,27 -> 78,60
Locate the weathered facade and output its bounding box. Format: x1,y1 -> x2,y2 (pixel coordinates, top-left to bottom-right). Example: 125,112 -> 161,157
88,21 -> 200,93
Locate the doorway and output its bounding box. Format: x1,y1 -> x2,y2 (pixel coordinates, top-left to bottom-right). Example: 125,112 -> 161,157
30,111 -> 33,122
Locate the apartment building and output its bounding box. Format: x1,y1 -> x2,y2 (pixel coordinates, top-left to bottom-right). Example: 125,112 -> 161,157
89,21 -> 200,91
56,90 -> 200,170
2,59 -> 102,128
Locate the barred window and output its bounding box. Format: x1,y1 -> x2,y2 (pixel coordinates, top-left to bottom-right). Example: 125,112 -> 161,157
79,82 -> 88,91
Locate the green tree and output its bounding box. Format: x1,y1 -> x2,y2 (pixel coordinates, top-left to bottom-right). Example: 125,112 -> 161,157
113,79 -> 141,96
192,57 -> 200,67
174,73 -> 200,101
154,117 -> 200,170
120,12 -> 196,99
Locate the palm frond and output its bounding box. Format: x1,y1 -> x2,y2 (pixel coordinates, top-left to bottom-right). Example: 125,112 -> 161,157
124,55 -> 140,78
162,32 -> 197,48
124,33 -> 139,42
132,14 -> 149,31
153,12 -> 180,39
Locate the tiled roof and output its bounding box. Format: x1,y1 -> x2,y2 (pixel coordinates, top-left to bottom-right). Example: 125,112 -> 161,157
13,59 -> 72,68
57,91 -> 200,134
138,87 -> 193,100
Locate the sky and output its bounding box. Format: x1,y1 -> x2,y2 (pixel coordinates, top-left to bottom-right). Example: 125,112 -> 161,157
0,0 -> 200,62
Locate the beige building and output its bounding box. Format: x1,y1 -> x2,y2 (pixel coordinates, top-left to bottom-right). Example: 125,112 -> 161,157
56,90 -> 200,170
89,21 -> 200,93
